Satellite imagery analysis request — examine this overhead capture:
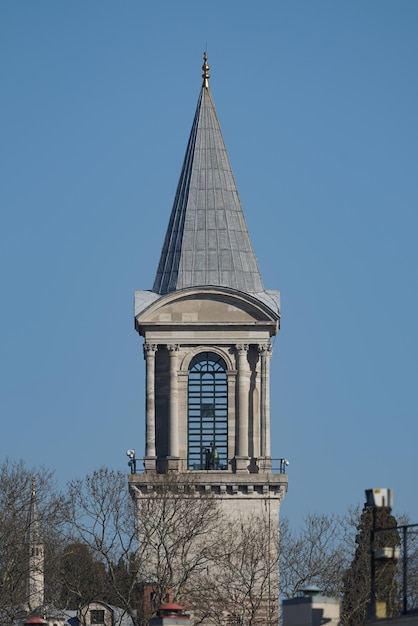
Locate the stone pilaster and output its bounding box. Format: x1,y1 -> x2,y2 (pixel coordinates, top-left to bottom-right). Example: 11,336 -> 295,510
167,344 -> 180,468
235,344 -> 250,472
143,343 -> 157,471
258,343 -> 273,471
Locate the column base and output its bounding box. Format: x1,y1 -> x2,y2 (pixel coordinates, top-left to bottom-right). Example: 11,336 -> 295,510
232,456 -> 250,473
257,456 -> 273,472
157,456 -> 180,473
143,456 -> 157,472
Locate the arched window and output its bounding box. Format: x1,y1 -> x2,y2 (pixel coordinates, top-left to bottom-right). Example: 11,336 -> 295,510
188,352 -> 228,470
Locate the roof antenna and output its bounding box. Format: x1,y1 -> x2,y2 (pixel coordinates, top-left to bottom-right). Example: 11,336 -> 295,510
202,51 -> 210,89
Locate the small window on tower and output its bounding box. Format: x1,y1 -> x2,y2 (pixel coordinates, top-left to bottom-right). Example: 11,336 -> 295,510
90,610 -> 105,624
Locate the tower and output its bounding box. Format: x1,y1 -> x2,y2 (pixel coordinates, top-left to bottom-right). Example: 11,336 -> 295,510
26,478 -> 45,614
129,54 -> 288,621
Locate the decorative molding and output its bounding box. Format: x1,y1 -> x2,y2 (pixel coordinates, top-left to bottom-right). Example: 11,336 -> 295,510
179,346 -> 234,372
130,479 -> 288,499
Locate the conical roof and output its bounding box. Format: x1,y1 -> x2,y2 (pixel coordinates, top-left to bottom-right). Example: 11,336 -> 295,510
152,54 -> 265,296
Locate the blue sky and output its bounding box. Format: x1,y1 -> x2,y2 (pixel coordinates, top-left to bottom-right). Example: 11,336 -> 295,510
1,1 -> 417,527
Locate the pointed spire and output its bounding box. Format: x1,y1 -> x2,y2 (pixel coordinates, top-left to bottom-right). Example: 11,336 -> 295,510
27,477 -> 43,544
152,55 -> 265,297
27,476 -> 42,546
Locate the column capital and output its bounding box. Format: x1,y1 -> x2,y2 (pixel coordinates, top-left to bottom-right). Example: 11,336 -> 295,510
143,343 -> 158,357
166,344 -> 180,352
235,343 -> 249,353
258,343 -> 272,355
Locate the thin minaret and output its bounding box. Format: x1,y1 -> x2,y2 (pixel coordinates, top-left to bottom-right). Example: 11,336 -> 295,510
26,477 -> 45,613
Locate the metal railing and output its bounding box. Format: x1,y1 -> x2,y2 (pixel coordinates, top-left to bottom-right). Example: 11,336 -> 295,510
127,454 -> 289,475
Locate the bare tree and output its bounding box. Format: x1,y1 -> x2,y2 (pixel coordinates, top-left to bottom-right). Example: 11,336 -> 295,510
6,459 -> 418,626
57,542 -> 108,609
0,460 -> 63,622
65,468 -> 139,623
83,471 -> 281,625
279,513 -> 349,599
189,512 -> 280,626
131,474 -> 221,620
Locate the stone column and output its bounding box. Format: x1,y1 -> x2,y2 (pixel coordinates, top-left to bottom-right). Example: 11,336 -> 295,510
143,343 -> 157,470
259,343 -> 272,466
167,344 -> 180,466
235,344 -> 250,470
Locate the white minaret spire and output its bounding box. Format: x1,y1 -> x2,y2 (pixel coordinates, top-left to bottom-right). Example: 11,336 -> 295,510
26,477 -> 45,613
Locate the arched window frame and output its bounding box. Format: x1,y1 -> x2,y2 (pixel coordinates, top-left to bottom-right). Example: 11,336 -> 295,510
187,351 -> 228,470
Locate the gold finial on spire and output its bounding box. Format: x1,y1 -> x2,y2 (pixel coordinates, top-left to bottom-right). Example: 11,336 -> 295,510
202,51 -> 210,89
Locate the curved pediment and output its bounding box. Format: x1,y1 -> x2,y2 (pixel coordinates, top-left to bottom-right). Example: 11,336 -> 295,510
135,286 -> 280,326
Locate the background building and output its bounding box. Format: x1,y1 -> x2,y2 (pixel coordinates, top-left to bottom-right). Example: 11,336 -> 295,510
282,587 -> 340,626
